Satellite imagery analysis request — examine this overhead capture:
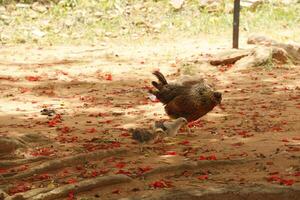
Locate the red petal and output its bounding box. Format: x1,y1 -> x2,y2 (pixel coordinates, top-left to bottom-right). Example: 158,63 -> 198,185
198,175 -> 209,180
138,166 -> 152,173
25,76 -> 40,81
165,151 -> 177,156
112,189 -> 120,194
115,162 -> 126,169
0,168 -> 7,174
67,178 -> 77,184
67,191 -> 75,200
86,128 -> 97,133
178,140 -> 190,145
105,74 -> 112,81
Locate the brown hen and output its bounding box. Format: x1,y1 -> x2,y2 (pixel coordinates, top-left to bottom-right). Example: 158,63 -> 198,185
149,71 -> 222,129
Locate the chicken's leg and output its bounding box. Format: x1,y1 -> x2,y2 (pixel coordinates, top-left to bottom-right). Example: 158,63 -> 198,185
185,124 -> 192,135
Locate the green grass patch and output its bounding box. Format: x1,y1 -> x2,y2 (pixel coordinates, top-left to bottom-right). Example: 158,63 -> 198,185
0,0 -> 299,45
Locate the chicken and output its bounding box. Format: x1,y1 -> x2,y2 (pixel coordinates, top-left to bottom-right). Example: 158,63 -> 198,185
154,117 -> 187,137
129,128 -> 165,152
149,71 -> 222,133
129,118 -> 187,152
130,128 -> 163,143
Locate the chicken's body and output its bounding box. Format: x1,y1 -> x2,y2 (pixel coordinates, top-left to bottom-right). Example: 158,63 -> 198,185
150,71 -> 222,123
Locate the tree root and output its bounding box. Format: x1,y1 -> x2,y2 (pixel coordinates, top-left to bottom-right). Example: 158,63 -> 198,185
124,184 -> 300,200
140,162 -> 197,178
6,187 -> 53,200
0,157 -> 49,168
2,148 -> 126,180
6,175 -> 132,200
141,159 -> 257,178
210,50 -> 250,66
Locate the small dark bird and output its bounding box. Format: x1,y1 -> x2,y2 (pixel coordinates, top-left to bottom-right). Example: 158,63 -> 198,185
40,108 -> 56,116
130,128 -> 162,143
130,118 -> 187,152
129,128 -> 165,152
150,71 -> 222,133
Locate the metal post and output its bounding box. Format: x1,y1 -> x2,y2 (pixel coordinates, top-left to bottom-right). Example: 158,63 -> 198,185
233,0 -> 240,49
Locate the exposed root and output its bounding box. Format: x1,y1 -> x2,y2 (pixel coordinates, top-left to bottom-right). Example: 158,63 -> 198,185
140,162 -> 197,178
141,159 -> 257,178
6,187 -> 53,200
0,133 -> 52,159
210,50 -> 250,66
0,157 -> 48,168
6,175 -> 131,200
124,184 -> 300,200
2,148 -> 126,180
196,158 -> 258,167
0,137 -> 26,156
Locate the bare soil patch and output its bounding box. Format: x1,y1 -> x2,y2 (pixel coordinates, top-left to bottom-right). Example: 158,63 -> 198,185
0,37 -> 299,199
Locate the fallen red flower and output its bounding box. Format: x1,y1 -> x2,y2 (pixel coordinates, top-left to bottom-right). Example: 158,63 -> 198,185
115,169 -> 131,176
67,178 -> 77,184
188,120 -> 203,128
266,175 -> 295,186
112,189 -> 120,194
31,147 -> 55,157
267,175 -> 281,182
48,119 -> 58,127
25,76 -> 40,81
199,155 -> 217,160
178,140 -> 190,145
237,130 -> 254,138
232,142 -> 244,147
197,175 -> 209,180
17,165 -> 28,172
8,182 -> 31,195
19,87 -> 30,93
67,191 -> 75,200
48,114 -> 62,127
115,162 -> 126,169
91,170 -> 99,177
149,179 -> 173,189
0,168 -> 7,174
120,132 -> 130,137
165,151 -> 177,156
294,172 -> 300,177
280,179 -> 295,186
61,126 -> 71,133
86,128 -> 97,133
138,166 -> 152,174
37,173 -> 50,180
105,74 -> 112,81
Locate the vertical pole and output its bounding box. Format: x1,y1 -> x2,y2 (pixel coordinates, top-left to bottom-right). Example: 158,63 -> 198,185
233,0 -> 240,49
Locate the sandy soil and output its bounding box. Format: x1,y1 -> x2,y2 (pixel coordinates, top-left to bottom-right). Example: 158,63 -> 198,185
0,37 -> 299,200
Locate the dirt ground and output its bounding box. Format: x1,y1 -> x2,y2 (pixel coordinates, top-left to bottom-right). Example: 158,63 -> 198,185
0,37 -> 299,200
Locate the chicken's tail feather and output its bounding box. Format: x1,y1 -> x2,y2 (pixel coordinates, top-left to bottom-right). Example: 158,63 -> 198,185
153,71 -> 168,85
151,81 -> 162,90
